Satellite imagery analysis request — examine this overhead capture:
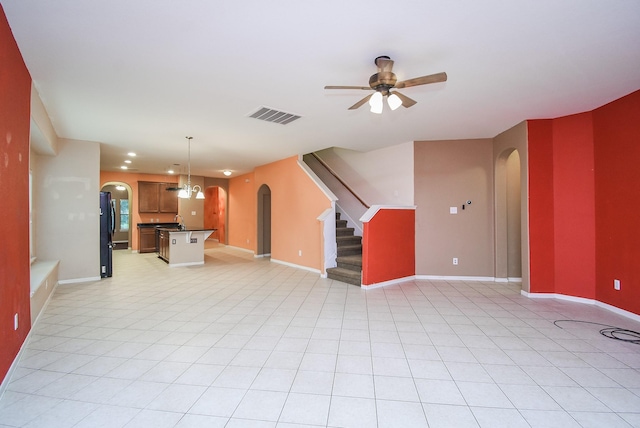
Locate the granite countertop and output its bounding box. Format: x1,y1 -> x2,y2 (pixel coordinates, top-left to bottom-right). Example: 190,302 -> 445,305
137,222 -> 180,229
157,228 -> 217,233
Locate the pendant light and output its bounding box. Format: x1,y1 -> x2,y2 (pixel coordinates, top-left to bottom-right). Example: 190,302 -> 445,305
178,136 -> 205,199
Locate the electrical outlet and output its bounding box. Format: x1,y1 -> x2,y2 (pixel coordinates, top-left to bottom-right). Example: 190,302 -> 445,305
14,313 -> 18,330
453,257 -> 459,265
614,279 -> 621,290
298,250 -> 302,256
191,211 -> 196,216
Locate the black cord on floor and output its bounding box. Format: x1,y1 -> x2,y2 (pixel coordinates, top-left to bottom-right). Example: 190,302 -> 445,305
554,319 -> 640,345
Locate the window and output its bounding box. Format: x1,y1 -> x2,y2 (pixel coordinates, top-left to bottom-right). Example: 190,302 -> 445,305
119,199 -> 129,231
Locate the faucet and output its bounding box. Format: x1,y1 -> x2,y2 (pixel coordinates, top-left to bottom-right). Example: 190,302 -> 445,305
174,214 -> 185,230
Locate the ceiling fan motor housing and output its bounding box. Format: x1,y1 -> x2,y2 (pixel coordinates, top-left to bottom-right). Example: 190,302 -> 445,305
369,71 -> 397,94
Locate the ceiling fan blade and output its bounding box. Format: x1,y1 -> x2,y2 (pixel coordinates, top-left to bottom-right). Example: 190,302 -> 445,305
395,72 -> 447,89
390,91 -> 417,108
348,94 -> 373,110
325,85 -> 371,90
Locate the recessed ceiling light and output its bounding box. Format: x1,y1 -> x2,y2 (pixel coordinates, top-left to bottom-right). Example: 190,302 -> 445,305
124,160 -> 132,164
127,152 -> 136,157
120,166 -> 128,170
168,169 -> 174,174
223,170 -> 232,176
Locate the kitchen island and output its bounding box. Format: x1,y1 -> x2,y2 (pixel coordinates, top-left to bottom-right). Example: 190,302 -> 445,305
157,228 -> 215,267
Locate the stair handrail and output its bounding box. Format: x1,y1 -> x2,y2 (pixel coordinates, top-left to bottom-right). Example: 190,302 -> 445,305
310,152 -> 370,209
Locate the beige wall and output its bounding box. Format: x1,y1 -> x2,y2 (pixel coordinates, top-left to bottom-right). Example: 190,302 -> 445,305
414,139 -> 495,277
34,139 -> 101,281
316,143 -> 414,206
178,174 -> 204,229
506,150 -> 522,278
30,83 -> 58,156
493,121 -> 529,291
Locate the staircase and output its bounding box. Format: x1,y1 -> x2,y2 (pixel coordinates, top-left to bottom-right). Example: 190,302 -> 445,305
326,213 -> 362,286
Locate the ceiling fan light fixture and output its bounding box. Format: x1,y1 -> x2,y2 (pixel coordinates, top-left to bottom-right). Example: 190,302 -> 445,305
369,91 -> 383,114
387,93 -> 402,110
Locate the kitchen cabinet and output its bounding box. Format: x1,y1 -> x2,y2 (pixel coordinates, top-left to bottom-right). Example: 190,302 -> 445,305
138,181 -> 178,213
158,229 -> 170,262
138,227 -> 157,253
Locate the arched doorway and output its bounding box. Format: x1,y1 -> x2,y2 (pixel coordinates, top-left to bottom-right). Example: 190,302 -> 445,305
101,182 -> 132,250
257,184 -> 271,257
495,149 -> 522,282
204,186 -> 227,243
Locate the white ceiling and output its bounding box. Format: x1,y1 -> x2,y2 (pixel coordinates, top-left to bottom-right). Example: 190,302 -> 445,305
4,0 -> 640,177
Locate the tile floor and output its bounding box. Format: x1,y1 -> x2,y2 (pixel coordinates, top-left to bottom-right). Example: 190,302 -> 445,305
1,243 -> 640,427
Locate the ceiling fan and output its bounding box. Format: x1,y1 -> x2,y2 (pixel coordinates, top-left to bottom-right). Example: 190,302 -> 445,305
325,56 -> 447,113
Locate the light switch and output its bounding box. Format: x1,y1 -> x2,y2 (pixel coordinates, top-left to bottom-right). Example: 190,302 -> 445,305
191,211 -> 196,215
450,207 -> 458,214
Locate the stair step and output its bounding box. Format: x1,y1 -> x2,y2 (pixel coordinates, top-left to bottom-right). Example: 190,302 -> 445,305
337,235 -> 362,246
336,227 -> 355,237
336,219 -> 347,228
337,244 -> 362,257
327,267 -> 361,286
336,254 -> 362,270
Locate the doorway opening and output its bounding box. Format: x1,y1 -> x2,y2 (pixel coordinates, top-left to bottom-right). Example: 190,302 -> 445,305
495,149 -> 522,282
204,186 -> 227,244
101,182 -> 132,250
257,184 -> 271,257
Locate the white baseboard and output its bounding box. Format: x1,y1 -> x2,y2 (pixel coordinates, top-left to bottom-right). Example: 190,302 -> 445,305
362,275 -> 415,289
169,261 -> 205,268
225,245 -> 255,255
521,291 -> 640,323
416,275 -> 496,282
58,276 -> 101,285
270,258 -> 321,275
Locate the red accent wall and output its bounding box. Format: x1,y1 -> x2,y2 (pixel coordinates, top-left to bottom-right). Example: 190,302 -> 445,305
528,90 -> 640,316
593,90 -> 640,315
362,208 -> 415,286
527,120 -> 556,293
552,113 -> 596,299
0,5 -> 32,384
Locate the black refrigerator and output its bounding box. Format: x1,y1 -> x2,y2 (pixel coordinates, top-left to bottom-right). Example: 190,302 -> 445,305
100,191 -> 115,278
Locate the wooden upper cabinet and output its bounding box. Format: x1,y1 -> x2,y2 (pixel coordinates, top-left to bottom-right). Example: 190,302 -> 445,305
138,181 -> 178,213
159,183 -> 179,213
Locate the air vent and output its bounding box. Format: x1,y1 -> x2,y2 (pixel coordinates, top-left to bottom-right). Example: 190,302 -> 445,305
248,107 -> 301,125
